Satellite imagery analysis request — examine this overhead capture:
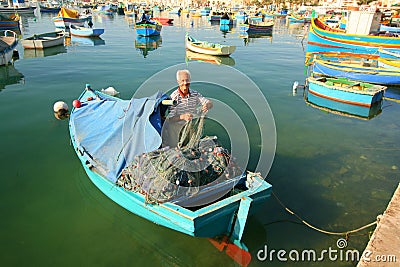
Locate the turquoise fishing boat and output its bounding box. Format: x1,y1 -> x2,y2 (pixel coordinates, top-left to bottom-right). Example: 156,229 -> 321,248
311,18 -> 400,48
307,29 -> 400,55
306,76 -> 386,118
136,14 -> 162,36
69,85 -> 273,266
310,58 -> 400,85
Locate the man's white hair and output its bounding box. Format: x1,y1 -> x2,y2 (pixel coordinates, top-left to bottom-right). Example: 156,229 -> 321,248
176,69 -> 191,81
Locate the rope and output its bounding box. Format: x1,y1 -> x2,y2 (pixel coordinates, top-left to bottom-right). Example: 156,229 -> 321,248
272,191 -> 378,237
384,97 -> 400,104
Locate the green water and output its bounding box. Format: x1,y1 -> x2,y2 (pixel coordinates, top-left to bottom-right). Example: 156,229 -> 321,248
1,11 -> 399,266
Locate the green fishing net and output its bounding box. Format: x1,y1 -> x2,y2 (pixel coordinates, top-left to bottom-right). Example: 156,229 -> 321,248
117,115 -> 243,205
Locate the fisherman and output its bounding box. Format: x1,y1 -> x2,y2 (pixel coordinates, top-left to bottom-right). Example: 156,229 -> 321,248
162,69 -> 213,147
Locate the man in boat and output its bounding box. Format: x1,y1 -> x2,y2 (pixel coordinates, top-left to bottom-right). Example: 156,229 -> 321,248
162,69 -> 213,147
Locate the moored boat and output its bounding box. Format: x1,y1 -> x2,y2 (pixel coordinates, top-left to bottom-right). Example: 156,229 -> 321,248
246,20 -> 274,33
0,13 -> 19,30
150,17 -> 173,25
310,58 -> 400,85
0,30 -> 18,66
136,14 -> 162,36
68,86 -> 272,262
185,34 -> 236,56
306,76 -> 386,118
70,24 -> 104,37
21,31 -> 65,49
53,7 -> 91,28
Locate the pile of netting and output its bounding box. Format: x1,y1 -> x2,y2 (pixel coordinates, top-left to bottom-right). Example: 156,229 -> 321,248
117,115 -> 243,204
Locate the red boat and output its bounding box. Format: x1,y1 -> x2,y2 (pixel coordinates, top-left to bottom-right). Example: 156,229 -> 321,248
151,17 -> 173,25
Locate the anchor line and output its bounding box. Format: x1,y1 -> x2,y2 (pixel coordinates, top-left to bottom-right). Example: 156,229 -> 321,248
272,191 -> 378,238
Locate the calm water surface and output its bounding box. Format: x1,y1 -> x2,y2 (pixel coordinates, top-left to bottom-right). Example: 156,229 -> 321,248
1,11 -> 399,267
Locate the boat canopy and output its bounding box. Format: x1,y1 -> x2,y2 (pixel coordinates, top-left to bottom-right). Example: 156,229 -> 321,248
57,7 -> 79,18
69,91 -> 168,182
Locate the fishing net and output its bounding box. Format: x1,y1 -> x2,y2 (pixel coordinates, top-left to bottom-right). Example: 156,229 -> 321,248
117,115 -> 243,206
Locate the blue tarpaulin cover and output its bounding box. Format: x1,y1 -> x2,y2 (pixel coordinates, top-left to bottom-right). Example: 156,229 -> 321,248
69,91 -> 168,182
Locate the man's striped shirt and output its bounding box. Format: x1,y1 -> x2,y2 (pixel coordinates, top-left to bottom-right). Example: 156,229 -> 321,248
168,89 -> 208,118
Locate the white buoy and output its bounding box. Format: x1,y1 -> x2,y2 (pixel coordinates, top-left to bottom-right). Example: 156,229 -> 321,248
292,81 -> 299,91
53,101 -> 68,113
101,86 -> 119,96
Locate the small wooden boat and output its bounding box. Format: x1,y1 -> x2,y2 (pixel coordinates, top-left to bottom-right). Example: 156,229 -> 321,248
0,13 -> 20,31
39,4 -> 61,13
53,7 -> 91,28
0,6 -> 35,14
21,31 -> 65,49
0,30 -> 18,66
69,86 -> 272,266
151,17 -> 173,25
136,14 -> 162,36
70,24 -> 104,37
185,34 -> 236,56
246,20 -> 274,33
306,76 -> 386,117
310,58 -> 400,85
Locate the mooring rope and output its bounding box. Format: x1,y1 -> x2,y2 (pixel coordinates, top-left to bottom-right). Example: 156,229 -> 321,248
272,191 -> 378,237
384,97 -> 400,104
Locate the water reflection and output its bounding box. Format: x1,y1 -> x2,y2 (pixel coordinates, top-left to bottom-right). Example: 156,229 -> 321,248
0,64 -> 24,91
68,36 -> 106,46
135,35 -> 162,58
241,31 -> 273,46
185,50 -> 235,66
23,45 -> 67,58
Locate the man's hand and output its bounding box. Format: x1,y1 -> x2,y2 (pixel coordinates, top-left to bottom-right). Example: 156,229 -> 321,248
201,100 -> 213,113
180,113 -> 193,121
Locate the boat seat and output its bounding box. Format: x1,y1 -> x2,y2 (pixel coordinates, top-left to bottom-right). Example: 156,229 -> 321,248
41,36 -> 58,40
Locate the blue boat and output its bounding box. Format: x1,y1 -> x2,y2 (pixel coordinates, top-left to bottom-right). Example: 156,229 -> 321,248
310,59 -> 400,85
136,14 -> 162,36
307,29 -> 400,55
306,76 -> 386,118
70,24 -> 104,37
311,18 -> 400,49
69,86 -> 273,265
220,13 -> 233,25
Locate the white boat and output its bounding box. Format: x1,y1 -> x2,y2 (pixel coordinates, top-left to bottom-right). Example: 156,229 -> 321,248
21,31 -> 65,49
0,30 -> 18,66
70,24 -> 104,37
185,34 -> 236,56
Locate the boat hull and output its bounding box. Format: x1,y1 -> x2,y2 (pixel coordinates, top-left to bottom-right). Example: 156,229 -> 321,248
136,24 -> 162,36
52,17 -> 88,28
21,31 -> 65,49
0,30 -> 18,66
312,59 -> 400,85
306,78 -> 385,112
70,27 -> 104,37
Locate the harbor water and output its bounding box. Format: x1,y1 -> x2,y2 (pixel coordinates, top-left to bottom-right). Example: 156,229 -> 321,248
1,11 -> 399,266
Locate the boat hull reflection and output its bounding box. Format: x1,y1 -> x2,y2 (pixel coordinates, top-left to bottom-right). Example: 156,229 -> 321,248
23,45 -> 67,58
185,50 -> 235,66
0,64 -> 24,91
135,35 -> 162,57
69,36 -> 105,46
